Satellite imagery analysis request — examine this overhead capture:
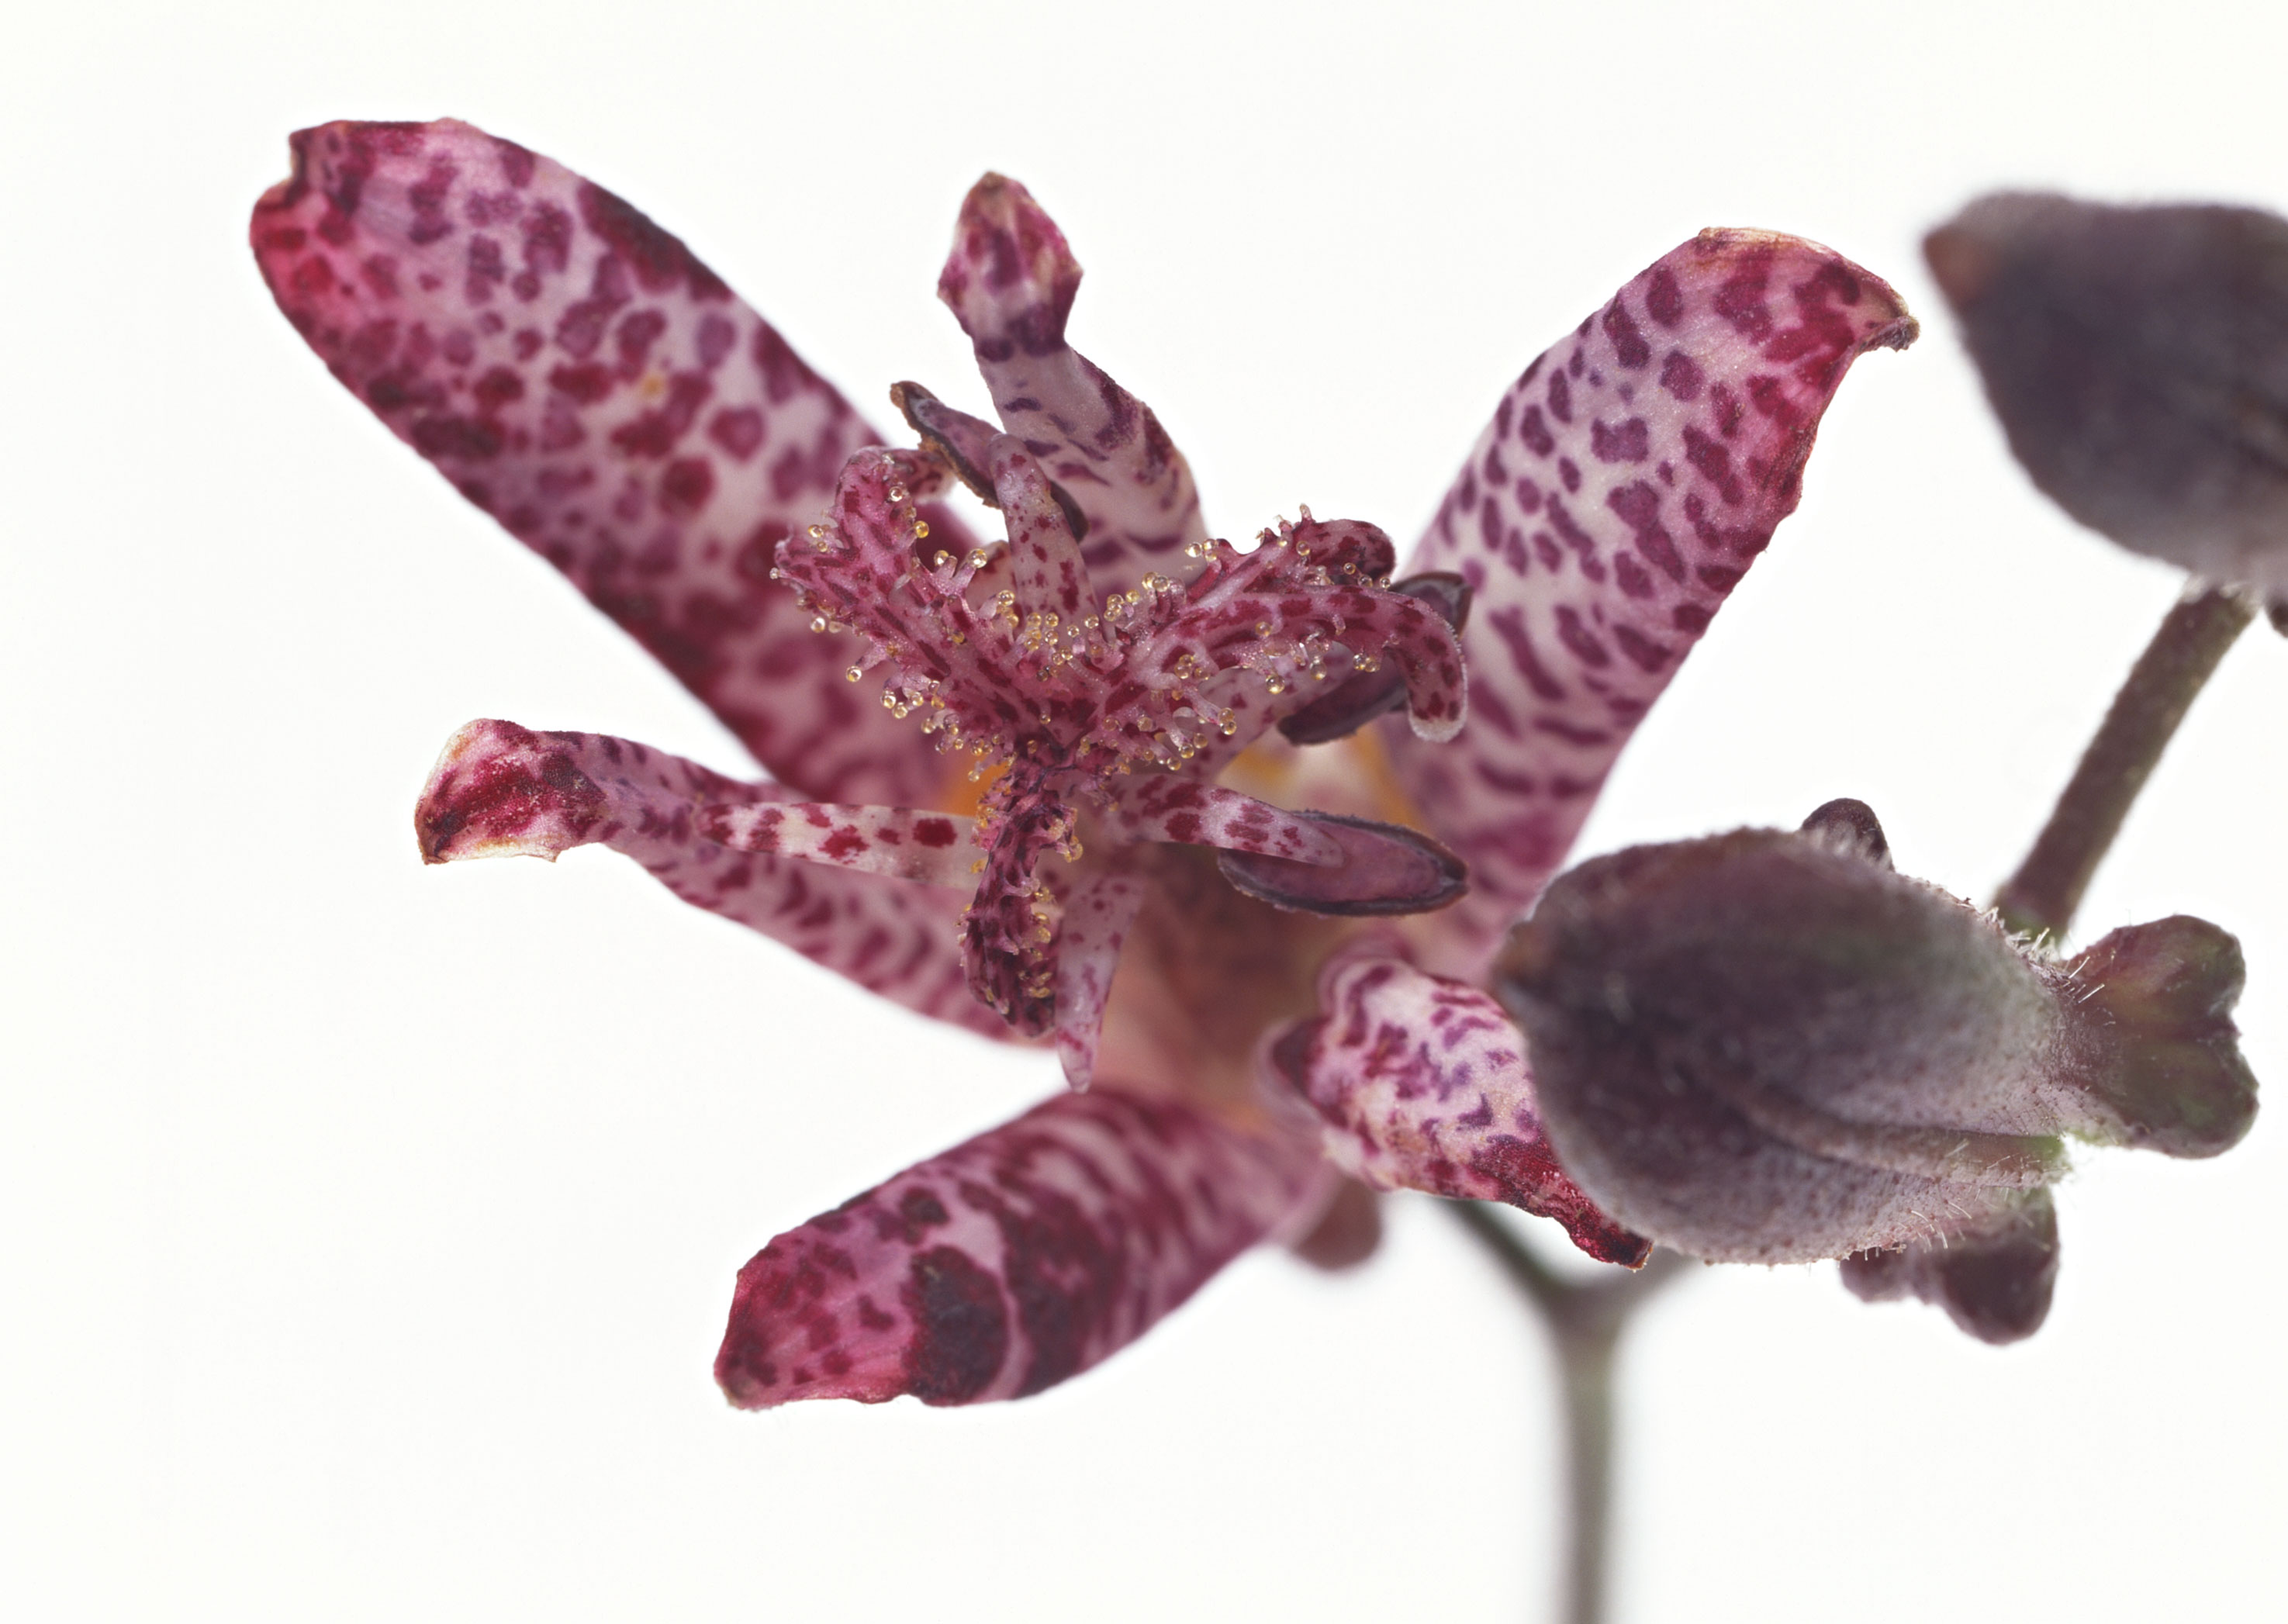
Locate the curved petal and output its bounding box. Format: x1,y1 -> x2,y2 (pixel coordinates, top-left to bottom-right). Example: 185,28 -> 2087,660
416,719 -> 1004,1038
251,118 -> 976,806
1266,948 -> 1648,1265
938,174 -> 1209,593
714,1087 -> 1327,1408
1387,230 -> 1916,973
1048,855 -> 1150,1091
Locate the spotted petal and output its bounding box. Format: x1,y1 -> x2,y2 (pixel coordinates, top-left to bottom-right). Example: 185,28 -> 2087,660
1388,230 -> 1916,973
416,720 -> 1001,1037
697,802 -> 983,886
938,174 -> 1209,593
1267,948 -> 1648,1265
251,118 -> 976,806
714,1087 -> 1327,1407
1049,857 -> 1152,1090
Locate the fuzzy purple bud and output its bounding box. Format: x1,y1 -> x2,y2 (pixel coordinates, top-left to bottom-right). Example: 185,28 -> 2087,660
1491,802 -> 2256,1323
1927,192 -> 2288,598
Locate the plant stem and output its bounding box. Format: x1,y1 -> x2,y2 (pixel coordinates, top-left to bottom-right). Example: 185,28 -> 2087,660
1448,1201 -> 1694,1624
1995,584 -> 2253,938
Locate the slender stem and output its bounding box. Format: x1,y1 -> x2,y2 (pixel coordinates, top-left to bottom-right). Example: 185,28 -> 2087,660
1995,584 -> 2253,938
1448,1201 -> 1694,1624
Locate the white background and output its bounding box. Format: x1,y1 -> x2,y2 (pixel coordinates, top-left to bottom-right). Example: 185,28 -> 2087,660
6,2 -> 2284,1619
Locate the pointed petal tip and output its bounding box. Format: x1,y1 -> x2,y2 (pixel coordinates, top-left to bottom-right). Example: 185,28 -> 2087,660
938,173 -> 1081,359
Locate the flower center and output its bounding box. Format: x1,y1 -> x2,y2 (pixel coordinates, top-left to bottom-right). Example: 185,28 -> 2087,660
767,399 -> 1464,1056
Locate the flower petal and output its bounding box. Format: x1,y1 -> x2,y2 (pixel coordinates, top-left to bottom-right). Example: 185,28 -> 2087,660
696,802 -> 983,886
714,1087 -> 1326,1407
1278,572 -> 1471,745
1048,857 -> 1152,1091
251,119 -> 975,805
1266,949 -> 1648,1265
416,719 -> 1003,1038
938,174 -> 1208,592
1927,193 -> 2288,596
1388,230 -> 1916,973
987,431 -> 1093,625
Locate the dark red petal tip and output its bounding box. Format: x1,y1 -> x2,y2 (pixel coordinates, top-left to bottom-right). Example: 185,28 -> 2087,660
1928,192 -> 2288,596
1217,814 -> 1467,916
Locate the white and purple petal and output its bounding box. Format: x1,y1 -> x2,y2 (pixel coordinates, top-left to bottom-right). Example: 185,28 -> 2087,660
714,1088 -> 1326,1407
1266,949 -> 1648,1265
938,174 -> 1209,592
1388,230 -> 1916,973
1048,856 -> 1152,1091
698,802 -> 983,886
251,119 -> 975,806
416,720 -> 1003,1038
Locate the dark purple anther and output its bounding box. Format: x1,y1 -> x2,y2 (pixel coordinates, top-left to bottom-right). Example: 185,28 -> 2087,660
1217,812 -> 1467,916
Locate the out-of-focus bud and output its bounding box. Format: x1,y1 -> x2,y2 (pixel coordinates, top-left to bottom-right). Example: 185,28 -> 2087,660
1840,1191 -> 2058,1346
1492,800 -> 2256,1340
1926,192 -> 2288,599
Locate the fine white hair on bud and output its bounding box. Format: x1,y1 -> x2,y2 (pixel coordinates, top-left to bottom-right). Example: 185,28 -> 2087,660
1491,801 -> 2256,1339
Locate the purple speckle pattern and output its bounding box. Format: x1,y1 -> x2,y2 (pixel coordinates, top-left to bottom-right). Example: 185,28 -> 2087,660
774,444 -> 1465,1080
937,175 -> 1208,591
415,720 -> 1002,1037
251,119 -> 974,807
1267,948 -> 1647,1264
1388,230 -> 1916,972
715,1088 -> 1325,1407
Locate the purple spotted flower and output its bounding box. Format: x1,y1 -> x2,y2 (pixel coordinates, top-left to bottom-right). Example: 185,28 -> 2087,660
254,119 -> 1913,1407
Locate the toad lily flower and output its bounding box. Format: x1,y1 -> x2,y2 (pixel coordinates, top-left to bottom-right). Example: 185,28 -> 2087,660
253,119 -> 1913,1406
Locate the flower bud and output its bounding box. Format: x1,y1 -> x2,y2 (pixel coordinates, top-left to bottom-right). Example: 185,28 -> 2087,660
1840,1190 -> 2058,1346
1491,802 -> 2257,1305
1927,192 -> 2288,597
